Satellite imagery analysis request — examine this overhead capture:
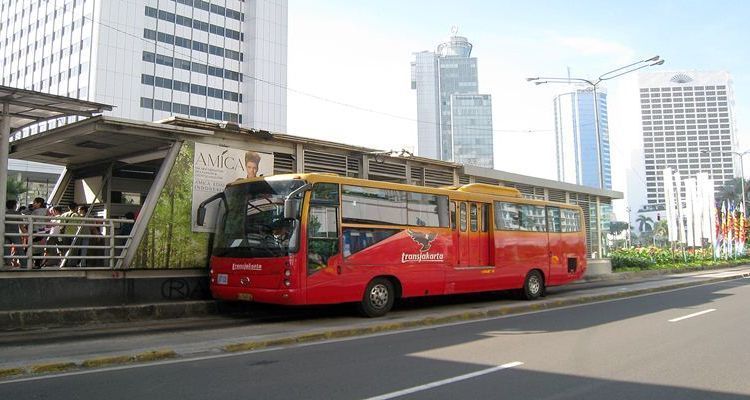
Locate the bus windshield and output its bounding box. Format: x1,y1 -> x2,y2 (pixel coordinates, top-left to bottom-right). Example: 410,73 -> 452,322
213,179 -> 305,258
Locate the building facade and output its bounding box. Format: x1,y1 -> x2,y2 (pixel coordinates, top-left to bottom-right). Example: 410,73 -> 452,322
639,71 -> 737,205
553,86 -> 612,190
411,32 -> 493,168
0,0 -> 288,135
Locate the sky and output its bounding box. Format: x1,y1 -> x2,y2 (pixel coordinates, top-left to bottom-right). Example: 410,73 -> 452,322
285,0 -> 750,213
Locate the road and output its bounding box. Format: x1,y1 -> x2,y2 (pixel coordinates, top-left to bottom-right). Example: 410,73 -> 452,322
2,278 -> 750,399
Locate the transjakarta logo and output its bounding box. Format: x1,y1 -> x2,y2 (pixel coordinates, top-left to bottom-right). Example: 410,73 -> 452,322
232,263 -> 262,271
402,230 -> 444,263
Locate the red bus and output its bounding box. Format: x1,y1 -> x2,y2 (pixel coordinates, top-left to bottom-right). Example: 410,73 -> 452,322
197,173 -> 587,317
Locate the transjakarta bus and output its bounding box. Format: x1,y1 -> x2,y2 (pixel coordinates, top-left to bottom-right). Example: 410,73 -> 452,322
197,173 -> 586,317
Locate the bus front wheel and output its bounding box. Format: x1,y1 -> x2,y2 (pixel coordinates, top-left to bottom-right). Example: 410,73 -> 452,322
521,270 -> 545,300
358,278 -> 395,317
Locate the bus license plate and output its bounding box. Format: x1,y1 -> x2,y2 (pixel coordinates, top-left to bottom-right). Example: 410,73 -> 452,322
238,293 -> 253,301
217,274 -> 228,285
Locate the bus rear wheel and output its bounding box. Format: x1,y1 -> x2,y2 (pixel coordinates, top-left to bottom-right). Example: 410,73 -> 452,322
357,278 -> 395,318
521,270 -> 545,300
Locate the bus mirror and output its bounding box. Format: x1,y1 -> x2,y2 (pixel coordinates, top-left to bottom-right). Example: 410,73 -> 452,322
283,183 -> 312,220
284,198 -> 301,220
197,206 -> 207,226
196,192 -> 225,226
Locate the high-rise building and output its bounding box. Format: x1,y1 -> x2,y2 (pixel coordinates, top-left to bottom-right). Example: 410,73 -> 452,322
639,71 -> 737,205
411,31 -> 493,168
554,86 -> 611,190
0,0 -> 287,135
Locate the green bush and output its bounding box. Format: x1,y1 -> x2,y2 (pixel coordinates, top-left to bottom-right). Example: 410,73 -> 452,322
609,246 -> 750,271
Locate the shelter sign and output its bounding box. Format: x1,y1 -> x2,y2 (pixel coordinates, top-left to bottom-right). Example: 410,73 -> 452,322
191,143 -> 273,232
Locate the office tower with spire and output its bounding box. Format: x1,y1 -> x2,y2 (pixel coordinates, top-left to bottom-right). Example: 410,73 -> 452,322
411,29 -> 493,168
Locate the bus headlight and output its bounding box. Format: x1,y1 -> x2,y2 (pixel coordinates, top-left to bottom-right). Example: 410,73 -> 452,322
284,269 -> 292,277
284,279 -> 291,287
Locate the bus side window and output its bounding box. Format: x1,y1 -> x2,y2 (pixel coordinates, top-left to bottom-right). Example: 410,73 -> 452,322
481,204 -> 489,232
470,203 -> 478,232
450,202 -> 457,230
459,202 -> 467,232
308,183 -> 340,275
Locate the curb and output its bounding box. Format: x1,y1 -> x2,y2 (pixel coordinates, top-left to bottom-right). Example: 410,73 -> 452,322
0,350 -> 177,380
0,301 -> 219,331
1,273 -> 745,381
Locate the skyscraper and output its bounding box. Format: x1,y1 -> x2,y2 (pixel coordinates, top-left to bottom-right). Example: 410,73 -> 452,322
554,86 -> 611,189
411,30 -> 493,168
0,0 -> 287,135
639,71 -> 737,205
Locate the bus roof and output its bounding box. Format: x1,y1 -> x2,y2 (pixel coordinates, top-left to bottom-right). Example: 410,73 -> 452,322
226,173 -> 578,208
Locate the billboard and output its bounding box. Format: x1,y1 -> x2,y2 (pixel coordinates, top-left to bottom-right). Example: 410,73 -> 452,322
191,143 -> 274,232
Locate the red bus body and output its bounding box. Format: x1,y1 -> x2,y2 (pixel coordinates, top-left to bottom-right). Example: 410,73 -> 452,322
207,174 -> 587,311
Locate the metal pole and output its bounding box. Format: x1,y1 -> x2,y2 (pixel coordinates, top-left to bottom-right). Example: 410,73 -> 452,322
0,102 -> 10,251
740,155 -> 746,216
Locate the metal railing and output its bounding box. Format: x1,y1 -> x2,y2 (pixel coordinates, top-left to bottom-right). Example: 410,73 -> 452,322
2,214 -> 134,269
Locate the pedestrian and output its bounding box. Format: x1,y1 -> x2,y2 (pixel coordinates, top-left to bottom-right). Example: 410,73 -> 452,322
29,197 -> 48,269
75,205 -> 101,267
45,206 -> 64,267
4,200 -> 25,268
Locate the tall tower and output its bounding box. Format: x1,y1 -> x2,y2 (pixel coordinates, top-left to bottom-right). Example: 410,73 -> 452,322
638,71 -> 737,205
0,0 -> 288,135
411,29 -> 494,168
554,86 -> 611,189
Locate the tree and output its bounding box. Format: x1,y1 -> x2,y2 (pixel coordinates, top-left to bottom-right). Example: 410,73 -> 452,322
652,220 -> 669,246
609,221 -> 629,236
717,178 -> 749,204
6,177 -> 27,200
636,215 -> 654,232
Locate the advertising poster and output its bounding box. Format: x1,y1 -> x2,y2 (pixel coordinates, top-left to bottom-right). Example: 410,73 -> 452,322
191,142 -> 274,232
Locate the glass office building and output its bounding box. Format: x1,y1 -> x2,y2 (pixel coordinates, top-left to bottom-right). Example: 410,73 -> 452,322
554,87 -> 611,190
411,32 -> 494,168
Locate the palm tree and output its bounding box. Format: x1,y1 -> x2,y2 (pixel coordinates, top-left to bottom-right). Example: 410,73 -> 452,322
653,220 -> 669,246
636,215 -> 654,233
717,178 -> 749,204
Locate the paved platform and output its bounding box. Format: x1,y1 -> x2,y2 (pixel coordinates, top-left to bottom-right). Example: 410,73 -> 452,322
1,265 -> 749,379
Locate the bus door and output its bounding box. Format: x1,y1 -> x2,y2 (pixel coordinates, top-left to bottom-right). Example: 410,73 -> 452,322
546,206 -> 565,285
304,183 -> 345,303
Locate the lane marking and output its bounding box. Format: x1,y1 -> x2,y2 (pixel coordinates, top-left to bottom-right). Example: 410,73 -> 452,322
669,308 -> 716,322
362,361 -> 523,400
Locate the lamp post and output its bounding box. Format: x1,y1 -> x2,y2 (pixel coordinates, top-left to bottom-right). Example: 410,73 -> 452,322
733,150 -> 750,215
527,56 -> 665,189
702,149 -> 749,216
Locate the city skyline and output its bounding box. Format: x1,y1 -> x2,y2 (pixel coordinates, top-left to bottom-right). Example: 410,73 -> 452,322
286,1 -> 749,199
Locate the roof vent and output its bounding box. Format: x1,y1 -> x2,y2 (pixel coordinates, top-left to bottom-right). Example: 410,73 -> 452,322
670,73 -> 693,84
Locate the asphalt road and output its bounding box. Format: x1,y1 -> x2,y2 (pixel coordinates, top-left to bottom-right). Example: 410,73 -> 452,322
2,278 -> 750,399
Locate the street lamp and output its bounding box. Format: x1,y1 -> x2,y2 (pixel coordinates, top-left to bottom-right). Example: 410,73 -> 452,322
702,149 -> 749,215
527,56 -> 665,189
733,150 -> 750,215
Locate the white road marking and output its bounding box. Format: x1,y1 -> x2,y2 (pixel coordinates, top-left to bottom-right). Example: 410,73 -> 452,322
669,308 -> 716,322
362,361 -> 523,400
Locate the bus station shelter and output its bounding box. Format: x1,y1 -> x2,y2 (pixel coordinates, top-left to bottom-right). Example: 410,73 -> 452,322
1,115 -> 622,309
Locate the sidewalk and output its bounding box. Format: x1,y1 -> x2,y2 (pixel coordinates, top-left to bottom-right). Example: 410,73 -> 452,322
1,265 -> 749,379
